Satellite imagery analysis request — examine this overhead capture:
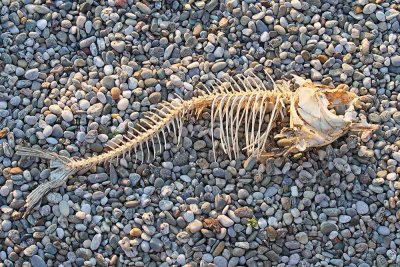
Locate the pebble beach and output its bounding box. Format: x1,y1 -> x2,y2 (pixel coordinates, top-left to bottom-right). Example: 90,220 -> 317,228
1,0 -> 400,266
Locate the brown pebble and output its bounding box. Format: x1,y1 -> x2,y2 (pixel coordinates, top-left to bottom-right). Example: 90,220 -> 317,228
125,200 -> 139,208
115,0 -> 127,8
41,82 -> 51,89
8,167 -> 23,175
130,228 -> 142,237
193,23 -> 202,36
219,18 -> 229,28
110,255 -> 118,266
0,129 -> 8,139
212,241 -> 225,256
266,226 -> 277,241
234,207 -> 253,218
111,87 -> 121,100
318,55 -> 328,64
353,6 -> 363,14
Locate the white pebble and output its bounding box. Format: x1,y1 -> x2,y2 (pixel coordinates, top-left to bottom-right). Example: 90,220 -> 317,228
79,99 -> 90,110
104,65 -> 114,75
37,19 -> 47,30
218,215 -> 234,227
61,110 -> 73,122
117,98 -> 129,111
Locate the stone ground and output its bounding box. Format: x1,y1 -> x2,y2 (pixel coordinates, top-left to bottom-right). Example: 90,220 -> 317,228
1,0 -> 400,266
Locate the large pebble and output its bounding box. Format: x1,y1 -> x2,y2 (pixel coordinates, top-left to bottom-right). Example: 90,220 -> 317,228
356,201 -> 369,215
87,103 -> 103,116
25,68 -> 39,80
24,245 -> 38,256
149,238 -> 163,252
90,234 -> 102,250
211,62 -> 227,72
159,200 -> 173,211
213,256 -> 228,267
111,41 -> 125,53
391,56 -> 400,67
187,220 -> 203,233
217,215 -> 234,227
61,110 -> 73,122
36,19 -> 47,30
117,98 -> 129,111
31,255 -> 46,267
320,221 -> 338,235
363,3 -> 377,14
291,0 -> 302,9
59,201 -> 69,216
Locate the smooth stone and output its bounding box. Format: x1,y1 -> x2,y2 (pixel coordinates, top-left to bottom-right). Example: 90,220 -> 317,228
363,3 -> 377,14
49,105 -> 62,115
176,254 -> 186,265
111,41 -> 125,53
265,187 -> 278,197
320,221 -> 338,235
117,98 -> 129,111
59,201 -> 69,216
356,201 -> 369,215
1,220 -> 12,231
339,215 -> 351,223
101,76 -> 115,89
80,36 -> 96,48
193,140 -> 206,150
31,255 -> 46,267
377,226 -> 390,236
61,110 -> 73,122
218,215 -> 234,227
136,2 -> 152,14
211,62 -> 227,72
24,245 -> 38,256
149,238 -> 163,252
90,233 -> 102,250
391,55 -> 400,67
36,19 -> 47,30
88,173 -> 109,183
148,92 -> 161,104
295,232 -> 308,244
25,68 -> 39,80
159,200 -> 173,211
291,0 -> 302,9
87,103 -> 103,116
170,74 -> 183,87
104,65 -> 114,75
187,219 -> 203,233
214,256 -> 228,267
76,16 -> 86,28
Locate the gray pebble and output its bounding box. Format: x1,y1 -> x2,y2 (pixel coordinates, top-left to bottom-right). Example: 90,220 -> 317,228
59,200 -> 69,216
211,62 -> 228,72
356,201 -> 369,215
24,68 -> 39,80
90,233 -> 102,250
214,256 -> 228,267
31,255 -> 46,267
149,238 -> 163,252
87,103 -> 103,117
363,3 -> 377,14
320,221 -> 338,235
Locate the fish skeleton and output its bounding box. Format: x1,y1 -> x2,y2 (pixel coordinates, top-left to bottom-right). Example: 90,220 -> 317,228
16,72 -> 377,216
